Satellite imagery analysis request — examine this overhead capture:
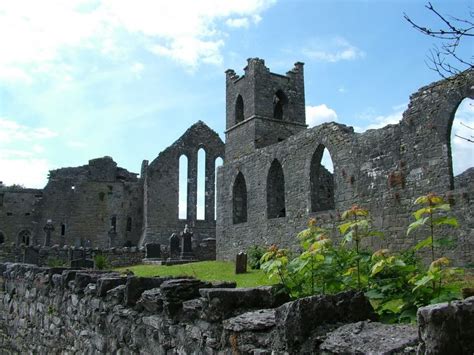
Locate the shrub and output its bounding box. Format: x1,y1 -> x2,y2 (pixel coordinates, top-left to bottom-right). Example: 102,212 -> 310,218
94,254 -> 110,270
247,245 -> 266,269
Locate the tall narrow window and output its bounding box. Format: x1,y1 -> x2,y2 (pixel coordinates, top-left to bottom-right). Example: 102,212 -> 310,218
273,90 -> 288,120
61,223 -> 66,236
267,159 -> 286,218
111,216 -> 117,233
449,98 -> 474,189
235,95 -> 244,124
0,232 -> 4,244
310,145 -> 335,212
126,217 -> 132,232
233,172 -> 247,224
197,148 -> 206,220
215,157 -> 224,220
0,194 -> 4,207
179,155 -> 188,219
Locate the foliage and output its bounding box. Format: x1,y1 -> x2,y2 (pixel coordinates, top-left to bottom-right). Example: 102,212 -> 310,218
115,261 -> 274,288
47,257 -> 67,268
260,199 -> 465,323
407,193 -> 458,262
247,245 -> 266,269
94,254 -> 110,270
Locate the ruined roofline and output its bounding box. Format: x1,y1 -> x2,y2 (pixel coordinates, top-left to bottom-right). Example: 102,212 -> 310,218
148,120 -> 224,167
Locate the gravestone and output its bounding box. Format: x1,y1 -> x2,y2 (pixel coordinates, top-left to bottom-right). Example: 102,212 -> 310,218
169,234 -> 180,259
180,225 -> 194,260
23,247 -> 39,265
145,243 -> 161,259
235,252 -> 247,274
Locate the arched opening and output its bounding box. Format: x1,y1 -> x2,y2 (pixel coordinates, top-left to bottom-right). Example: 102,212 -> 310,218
449,98 -> 474,189
18,229 -> 31,246
233,172 -> 247,224
110,216 -> 117,232
197,148 -> 206,220
235,95 -> 244,124
310,144 -> 335,212
273,90 -> 288,120
0,231 -> 4,245
267,159 -> 286,218
215,157 -> 224,220
179,154 -> 188,219
61,223 -> 66,236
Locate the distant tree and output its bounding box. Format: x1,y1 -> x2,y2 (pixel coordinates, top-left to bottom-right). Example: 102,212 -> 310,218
404,2 -> 473,78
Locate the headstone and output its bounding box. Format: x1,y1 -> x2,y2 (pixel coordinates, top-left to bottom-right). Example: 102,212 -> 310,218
23,247 -> 39,265
108,229 -> 117,248
169,233 -> 180,259
235,252 -> 247,274
145,243 -> 161,259
180,225 -> 194,260
71,249 -> 84,261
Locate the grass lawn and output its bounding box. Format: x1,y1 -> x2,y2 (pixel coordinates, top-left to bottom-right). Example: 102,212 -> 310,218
116,261 -> 275,288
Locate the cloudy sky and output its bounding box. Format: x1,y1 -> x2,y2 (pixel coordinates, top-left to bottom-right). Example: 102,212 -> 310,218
1,0 -> 473,195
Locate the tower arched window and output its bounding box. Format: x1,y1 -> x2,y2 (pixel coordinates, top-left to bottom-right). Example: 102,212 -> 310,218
273,90 -> 288,120
233,172 -> 247,224
18,229 -> 31,246
235,95 -> 244,124
267,159 -> 286,218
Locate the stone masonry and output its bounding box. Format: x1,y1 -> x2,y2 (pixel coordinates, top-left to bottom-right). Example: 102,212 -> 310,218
217,59 -> 474,265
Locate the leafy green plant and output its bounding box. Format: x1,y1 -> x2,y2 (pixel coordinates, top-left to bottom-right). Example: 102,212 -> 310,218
247,245 -> 266,270
94,254 -> 110,270
339,206 -> 382,289
407,193 -> 458,262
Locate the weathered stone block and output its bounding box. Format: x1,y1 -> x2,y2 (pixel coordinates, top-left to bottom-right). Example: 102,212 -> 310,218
417,296 -> 474,354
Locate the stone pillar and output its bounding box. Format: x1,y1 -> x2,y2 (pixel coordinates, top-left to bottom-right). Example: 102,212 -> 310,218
235,252 -> 247,274
43,220 -> 54,247
187,152 -> 197,222
205,154 -> 216,221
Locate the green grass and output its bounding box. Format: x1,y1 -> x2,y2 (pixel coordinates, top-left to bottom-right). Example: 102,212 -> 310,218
116,261 -> 275,288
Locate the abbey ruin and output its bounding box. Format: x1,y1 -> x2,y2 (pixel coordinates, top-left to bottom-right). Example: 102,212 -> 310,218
0,58 -> 473,265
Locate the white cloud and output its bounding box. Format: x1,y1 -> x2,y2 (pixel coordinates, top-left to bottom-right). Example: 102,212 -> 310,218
0,117 -> 56,187
306,104 -> 338,127
0,0 -> 276,80
0,117 -> 57,143
302,37 -> 365,63
226,17 -> 250,28
355,104 -> 406,132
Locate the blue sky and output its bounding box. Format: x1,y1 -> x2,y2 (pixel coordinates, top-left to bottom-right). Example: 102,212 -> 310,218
0,0 -> 473,191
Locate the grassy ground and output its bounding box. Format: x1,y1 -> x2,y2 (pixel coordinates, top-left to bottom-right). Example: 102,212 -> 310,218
116,261 -> 275,288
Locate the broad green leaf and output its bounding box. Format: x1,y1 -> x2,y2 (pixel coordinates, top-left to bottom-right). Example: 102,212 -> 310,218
371,260 -> 385,276
413,274 -> 434,291
414,207 -> 432,220
380,298 -> 405,313
339,222 -> 352,235
365,289 -> 384,299
414,236 -> 432,251
407,217 -> 429,235
434,203 -> 451,212
433,216 -> 458,227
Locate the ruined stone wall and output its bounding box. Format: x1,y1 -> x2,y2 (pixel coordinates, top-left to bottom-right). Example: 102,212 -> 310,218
217,69 -> 474,265
0,263 -> 423,354
35,156 -> 143,248
141,121 -> 224,247
0,188 -> 42,246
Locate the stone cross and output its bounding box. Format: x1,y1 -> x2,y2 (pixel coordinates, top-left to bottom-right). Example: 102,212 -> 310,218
43,220 -> 55,247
